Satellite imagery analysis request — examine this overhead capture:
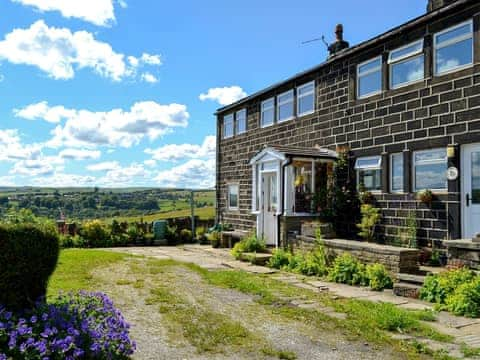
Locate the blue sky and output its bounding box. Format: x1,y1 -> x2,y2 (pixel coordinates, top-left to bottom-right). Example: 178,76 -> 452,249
0,0 -> 426,188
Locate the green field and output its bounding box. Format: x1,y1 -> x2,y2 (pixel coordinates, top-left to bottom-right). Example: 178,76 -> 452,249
104,206 -> 215,223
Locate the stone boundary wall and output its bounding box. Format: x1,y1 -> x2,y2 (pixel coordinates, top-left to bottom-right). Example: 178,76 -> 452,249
294,236 -> 420,274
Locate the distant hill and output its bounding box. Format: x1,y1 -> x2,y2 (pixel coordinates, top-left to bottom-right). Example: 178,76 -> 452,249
0,187 -> 215,221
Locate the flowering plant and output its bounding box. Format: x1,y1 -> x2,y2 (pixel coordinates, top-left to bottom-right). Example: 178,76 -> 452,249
0,291 -> 135,359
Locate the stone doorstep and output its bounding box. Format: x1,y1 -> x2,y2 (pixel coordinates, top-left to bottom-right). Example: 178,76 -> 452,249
396,273 -> 426,285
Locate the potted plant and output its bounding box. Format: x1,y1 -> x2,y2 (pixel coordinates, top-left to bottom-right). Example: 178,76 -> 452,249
417,189 -> 433,205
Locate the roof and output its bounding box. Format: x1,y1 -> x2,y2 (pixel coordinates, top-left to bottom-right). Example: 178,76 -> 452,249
216,0 -> 472,115
249,146 -> 337,165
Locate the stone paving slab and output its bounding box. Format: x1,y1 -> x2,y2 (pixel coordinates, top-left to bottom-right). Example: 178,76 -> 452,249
365,294 -> 410,305
397,302 -> 434,311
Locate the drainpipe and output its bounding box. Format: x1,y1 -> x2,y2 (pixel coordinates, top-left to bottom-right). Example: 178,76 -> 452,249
277,157 -> 292,249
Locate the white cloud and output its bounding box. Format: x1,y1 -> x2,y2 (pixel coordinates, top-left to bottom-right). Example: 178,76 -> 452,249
14,101 -> 76,123
11,0 -> 116,26
145,135 -> 215,162
154,159 -> 215,189
140,53 -> 162,66
0,129 -> 42,161
10,154 -> 64,177
86,161 -> 120,171
143,159 -> 157,168
141,72 -> 158,83
31,172 -> 97,187
0,21 -> 159,81
199,86 -> 247,106
0,176 -> 15,186
117,0 -> 127,9
59,148 -> 101,160
98,163 -> 150,187
15,101 -> 189,148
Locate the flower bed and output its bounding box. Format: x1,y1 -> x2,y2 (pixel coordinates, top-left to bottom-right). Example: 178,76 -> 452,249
0,291 -> 135,359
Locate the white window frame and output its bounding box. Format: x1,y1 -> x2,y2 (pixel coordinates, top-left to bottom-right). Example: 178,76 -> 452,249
236,109 -> 247,135
357,56 -> 383,99
261,98 -> 275,128
388,39 -> 424,89
223,114 -> 234,139
390,153 -> 404,193
412,148 -> 448,192
434,20 -> 474,76
355,156 -> 382,192
277,89 -> 294,123
297,81 -> 315,116
227,183 -> 239,210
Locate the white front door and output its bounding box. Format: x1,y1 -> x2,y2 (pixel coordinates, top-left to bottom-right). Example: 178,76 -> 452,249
261,172 -> 278,245
462,144 -> 480,239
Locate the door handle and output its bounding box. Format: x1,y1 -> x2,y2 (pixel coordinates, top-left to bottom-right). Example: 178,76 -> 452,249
466,193 -> 471,207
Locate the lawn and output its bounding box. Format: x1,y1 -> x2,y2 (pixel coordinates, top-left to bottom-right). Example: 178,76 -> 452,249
47,249 -> 128,297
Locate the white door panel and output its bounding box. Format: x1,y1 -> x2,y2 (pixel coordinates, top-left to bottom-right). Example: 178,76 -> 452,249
463,144 -> 480,239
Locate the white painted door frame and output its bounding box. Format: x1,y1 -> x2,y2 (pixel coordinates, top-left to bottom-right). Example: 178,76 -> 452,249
462,143 -> 480,239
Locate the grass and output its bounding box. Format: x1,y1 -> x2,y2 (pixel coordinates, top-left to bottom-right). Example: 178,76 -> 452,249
147,285 -> 255,353
48,249 -> 127,297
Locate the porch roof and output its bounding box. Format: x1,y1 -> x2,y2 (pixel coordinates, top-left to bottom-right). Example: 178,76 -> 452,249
249,145 -> 337,165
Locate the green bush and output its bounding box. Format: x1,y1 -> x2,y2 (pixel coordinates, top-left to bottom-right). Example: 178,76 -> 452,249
207,231 -> 221,248
268,248 -> 291,269
366,263 -> 393,291
79,220 -> 111,248
180,229 -> 193,243
328,253 -> 368,286
420,268 -> 476,304
231,234 -> 266,259
357,204 -> 381,242
0,223 -> 60,310
445,278 -> 480,318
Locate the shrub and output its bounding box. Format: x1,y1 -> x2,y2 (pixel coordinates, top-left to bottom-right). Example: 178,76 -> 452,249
268,248 -> 291,269
420,268 -> 476,304
0,291 -> 135,359
357,204 -> 381,242
231,235 -> 266,259
207,231 -> 221,248
79,220 -> 111,248
0,224 -> 59,310
445,278 -> 480,318
366,263 -> 393,291
328,253 -> 368,286
180,229 -> 193,243
127,225 -> 145,244
166,225 -> 179,245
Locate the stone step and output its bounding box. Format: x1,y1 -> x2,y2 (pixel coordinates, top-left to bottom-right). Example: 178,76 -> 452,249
396,273 -> 426,285
393,282 -> 421,299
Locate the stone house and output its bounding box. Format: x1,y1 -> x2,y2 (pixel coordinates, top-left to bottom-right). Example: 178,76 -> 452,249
215,0 -> 480,250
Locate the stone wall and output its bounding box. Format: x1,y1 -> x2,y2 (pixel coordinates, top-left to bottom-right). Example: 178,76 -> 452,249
216,1 -> 480,245
294,236 -> 420,274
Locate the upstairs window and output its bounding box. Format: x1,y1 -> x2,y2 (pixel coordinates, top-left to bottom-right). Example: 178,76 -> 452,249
277,90 -> 294,122
434,20 -> 473,75
413,149 -> 447,191
355,156 -> 382,192
389,40 -> 424,89
297,81 -> 315,116
390,153 -> 404,193
261,98 -> 275,127
236,109 -> 247,134
223,114 -> 234,139
357,57 -> 382,99
228,184 -> 239,210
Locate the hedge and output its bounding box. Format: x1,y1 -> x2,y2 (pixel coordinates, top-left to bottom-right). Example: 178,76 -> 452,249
0,224 -> 59,310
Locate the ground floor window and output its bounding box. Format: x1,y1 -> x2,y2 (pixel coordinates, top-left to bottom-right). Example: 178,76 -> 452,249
390,153 -> 404,192
355,156 -> 382,192
413,148 -> 447,191
228,184 -> 239,210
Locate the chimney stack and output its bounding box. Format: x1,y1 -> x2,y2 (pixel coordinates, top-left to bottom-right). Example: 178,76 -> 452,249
427,0 -> 457,12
